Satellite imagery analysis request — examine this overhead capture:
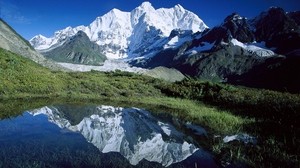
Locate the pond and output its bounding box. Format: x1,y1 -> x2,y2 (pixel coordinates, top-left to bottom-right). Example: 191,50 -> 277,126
0,104 -> 218,168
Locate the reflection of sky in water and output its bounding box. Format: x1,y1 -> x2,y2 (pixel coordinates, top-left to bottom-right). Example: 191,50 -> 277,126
0,105 -> 217,168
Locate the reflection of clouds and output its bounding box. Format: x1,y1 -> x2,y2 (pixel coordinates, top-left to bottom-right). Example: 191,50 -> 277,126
0,1 -> 30,24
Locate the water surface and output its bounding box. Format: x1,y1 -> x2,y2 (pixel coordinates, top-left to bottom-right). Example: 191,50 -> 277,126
0,104 -> 217,167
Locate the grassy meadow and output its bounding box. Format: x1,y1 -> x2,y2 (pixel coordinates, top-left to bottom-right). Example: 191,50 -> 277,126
0,47 -> 299,167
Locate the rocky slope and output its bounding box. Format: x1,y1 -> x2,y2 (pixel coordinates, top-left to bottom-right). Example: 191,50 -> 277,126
0,19 -> 67,71
250,7 -> 300,54
42,31 -> 107,65
131,7 -> 300,92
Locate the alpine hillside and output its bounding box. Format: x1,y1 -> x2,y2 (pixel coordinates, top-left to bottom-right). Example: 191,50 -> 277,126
0,19 -> 67,70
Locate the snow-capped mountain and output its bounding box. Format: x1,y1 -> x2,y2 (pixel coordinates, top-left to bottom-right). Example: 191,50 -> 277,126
28,3 -> 300,92
30,2 -> 207,59
129,6 -> 300,92
30,105 -> 215,167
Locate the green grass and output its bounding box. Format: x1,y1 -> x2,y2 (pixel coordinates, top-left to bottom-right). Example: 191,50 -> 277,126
0,47 -> 299,167
159,79 -> 300,124
159,79 -> 300,167
131,97 -> 246,134
0,48 -> 161,98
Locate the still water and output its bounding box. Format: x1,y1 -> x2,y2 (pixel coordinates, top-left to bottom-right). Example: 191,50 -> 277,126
0,104 -> 218,167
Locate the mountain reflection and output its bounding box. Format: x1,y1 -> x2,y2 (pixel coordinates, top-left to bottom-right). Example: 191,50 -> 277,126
30,105 -> 215,167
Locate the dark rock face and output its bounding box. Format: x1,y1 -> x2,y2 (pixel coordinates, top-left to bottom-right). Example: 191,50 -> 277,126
169,29 -> 193,39
43,31 -> 107,65
221,13 -> 255,43
184,46 -> 266,80
250,7 -> 300,54
200,26 -> 229,44
198,13 -> 254,45
287,11 -> 300,26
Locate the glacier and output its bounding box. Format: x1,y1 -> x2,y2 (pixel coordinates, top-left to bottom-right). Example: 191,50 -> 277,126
57,60 -> 148,73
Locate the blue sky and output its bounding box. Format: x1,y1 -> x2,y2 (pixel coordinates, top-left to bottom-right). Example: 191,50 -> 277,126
1,0 -> 299,40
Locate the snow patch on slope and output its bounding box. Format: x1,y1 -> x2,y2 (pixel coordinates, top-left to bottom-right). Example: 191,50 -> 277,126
185,42 -> 214,55
231,38 -> 274,57
164,35 -> 192,49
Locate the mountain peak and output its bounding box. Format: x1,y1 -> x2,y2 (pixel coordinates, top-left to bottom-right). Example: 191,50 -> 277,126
266,6 -> 285,16
174,4 -> 184,11
139,1 -> 153,9
34,34 -> 47,39
269,6 -> 283,10
104,8 -> 127,19
224,13 -> 244,22
135,1 -> 156,13
73,30 -> 88,38
204,12 -> 255,43
64,26 -> 73,31
30,2 -> 207,59
110,8 -> 123,14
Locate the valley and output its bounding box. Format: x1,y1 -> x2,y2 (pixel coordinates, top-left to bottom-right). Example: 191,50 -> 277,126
0,1 -> 299,167
0,47 -> 299,167
29,4 -> 300,93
